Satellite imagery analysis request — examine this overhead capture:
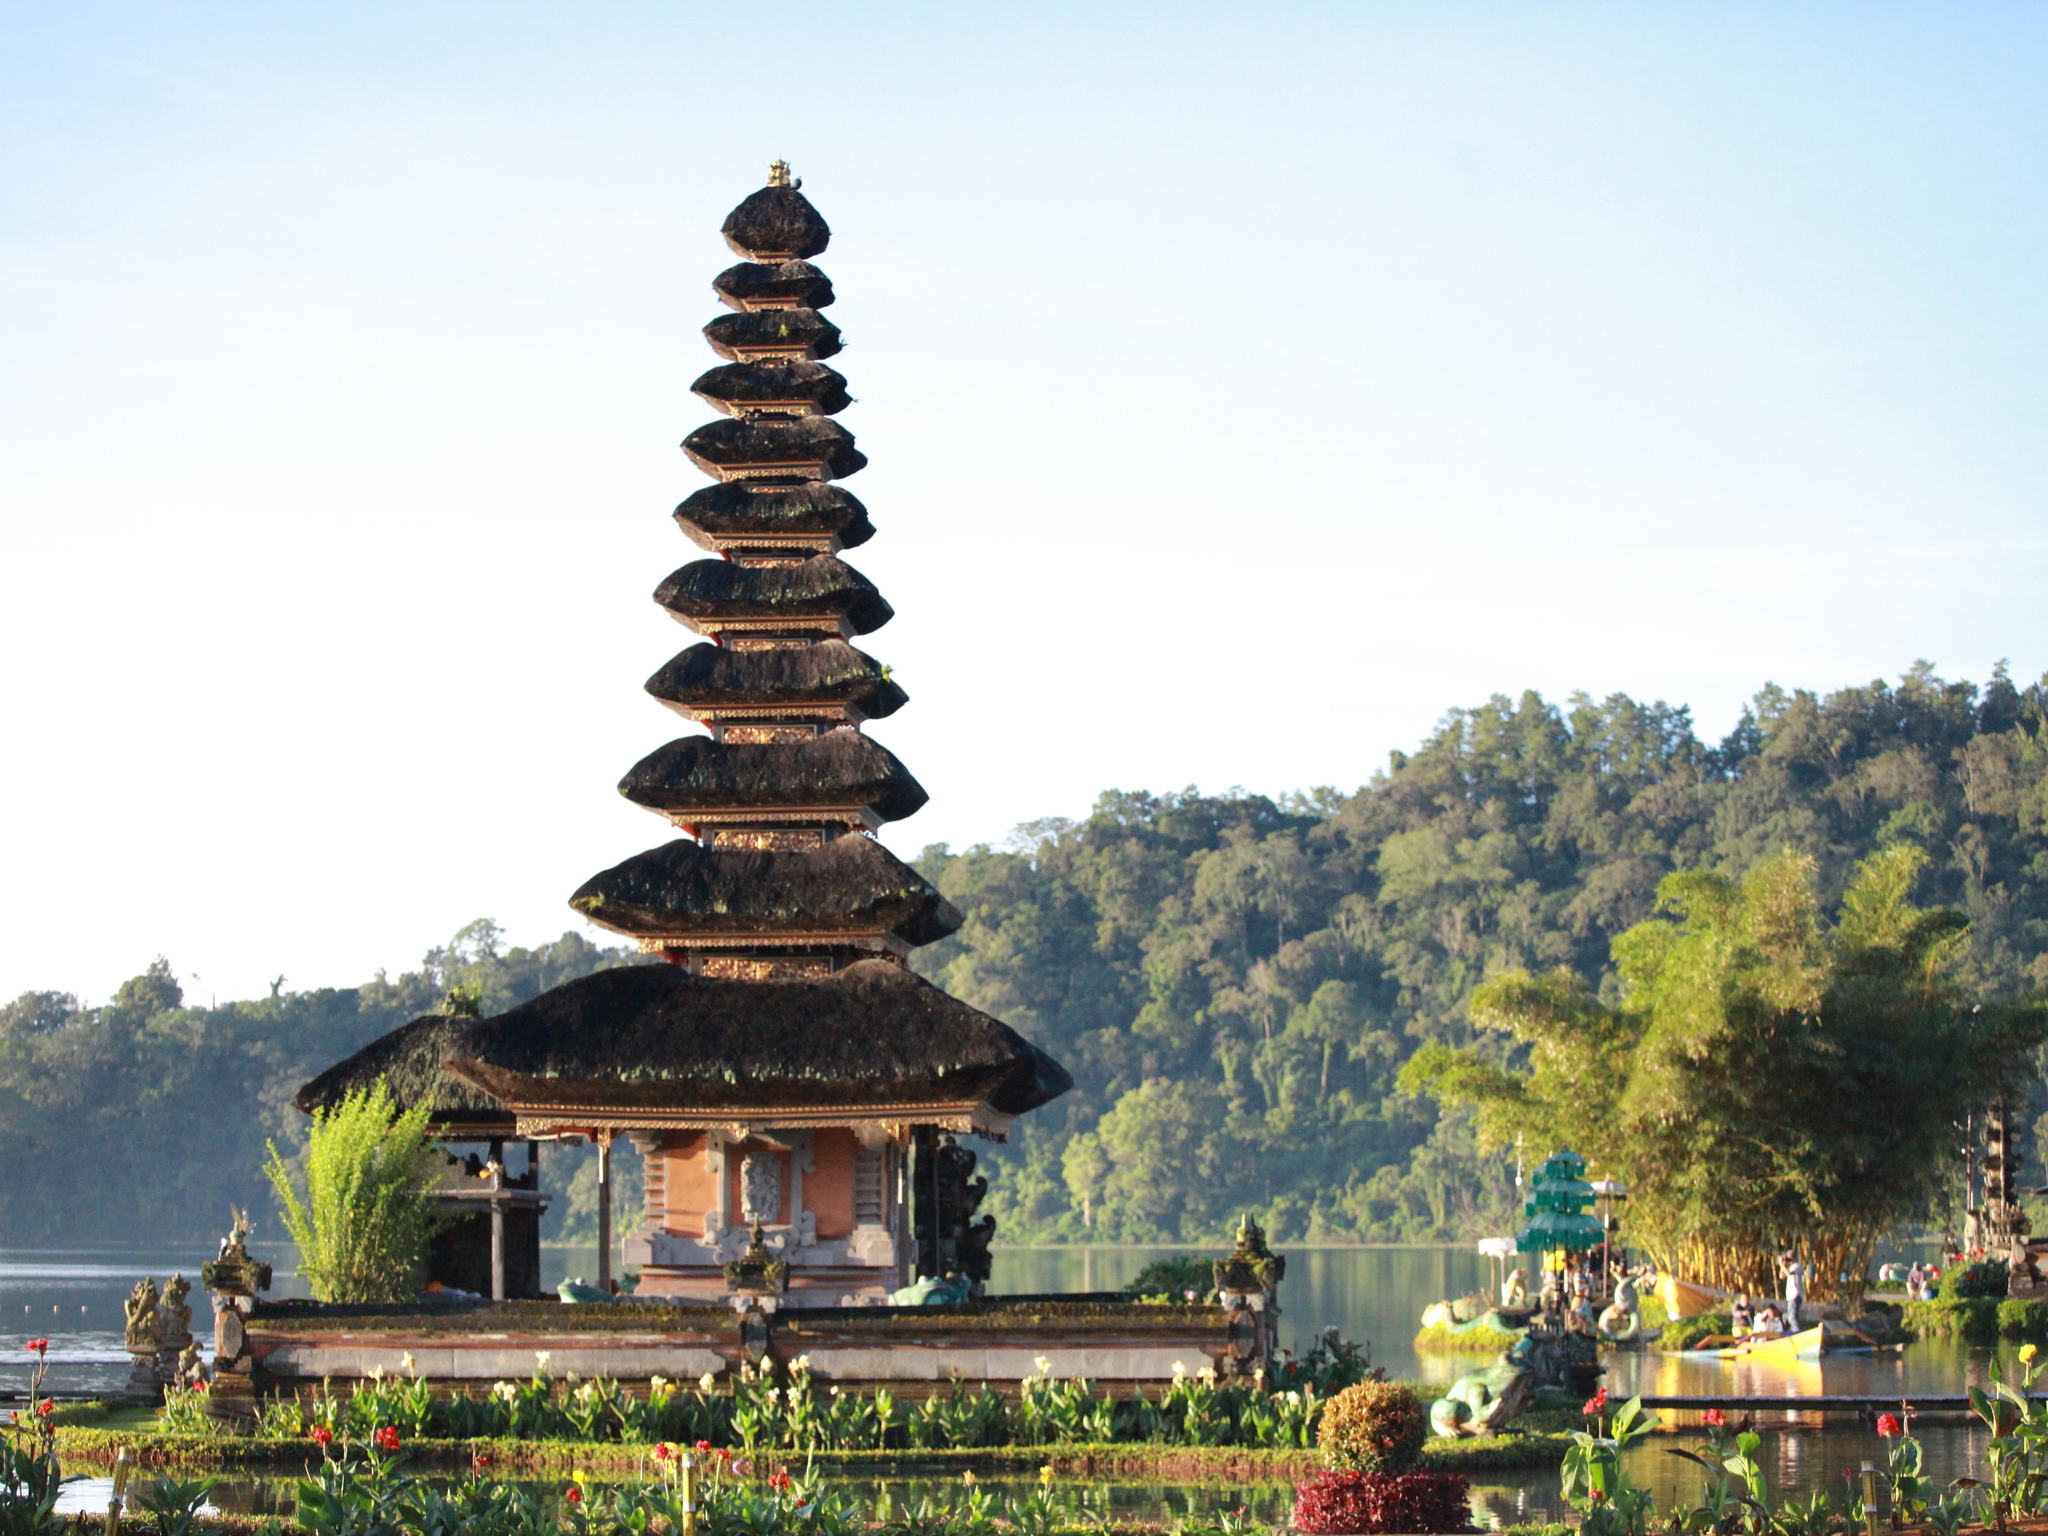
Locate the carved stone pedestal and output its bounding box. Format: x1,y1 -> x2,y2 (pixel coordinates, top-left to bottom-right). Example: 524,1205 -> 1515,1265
200,1211 -> 273,1429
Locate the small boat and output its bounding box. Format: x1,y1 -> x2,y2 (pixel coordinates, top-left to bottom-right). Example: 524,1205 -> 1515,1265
1682,1323 -> 1905,1361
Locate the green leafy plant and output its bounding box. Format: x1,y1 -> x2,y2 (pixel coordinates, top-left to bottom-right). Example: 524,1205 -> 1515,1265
134,1476 -> 218,1536
264,1080 -> 442,1304
1560,1393 -> 1659,1536
1317,1380 -> 1427,1474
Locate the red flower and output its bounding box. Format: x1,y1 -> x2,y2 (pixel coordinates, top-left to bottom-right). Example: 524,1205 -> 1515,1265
1703,1408 -> 1727,1428
26,1339 -> 47,1355
190,1380 -> 208,1393
36,1401 -> 53,1418
716,1448 -> 731,1461
565,1486 -> 583,1505
1591,1489 -> 1606,1503
311,1426 -> 334,1448
1582,1388 -> 1609,1416
472,1453 -> 493,1474
373,1425 -> 400,1453
695,1439 -> 712,1453
653,1442 -> 674,1462
1877,1413 -> 1903,1438
769,1471 -> 793,1493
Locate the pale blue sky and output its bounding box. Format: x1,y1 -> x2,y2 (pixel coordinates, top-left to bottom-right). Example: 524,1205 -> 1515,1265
3,2 -> 2043,1004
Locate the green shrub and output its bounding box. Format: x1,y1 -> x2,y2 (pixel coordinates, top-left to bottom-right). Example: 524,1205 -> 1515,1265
1123,1255 -> 1215,1301
1901,1297 -> 1999,1344
264,1081 -> 441,1304
1940,1259 -> 2009,1300
1318,1381 -> 1427,1474
1662,1311 -> 1731,1351
1998,1298 -> 2048,1341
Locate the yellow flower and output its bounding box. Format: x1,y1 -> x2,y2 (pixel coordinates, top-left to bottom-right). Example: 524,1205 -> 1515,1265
1039,1464 -> 1055,1486
962,1471 -> 977,1487
2023,1344 -> 2040,1365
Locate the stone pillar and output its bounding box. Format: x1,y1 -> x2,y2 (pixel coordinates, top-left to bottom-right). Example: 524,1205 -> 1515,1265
1213,1212 -> 1286,1381
199,1210 -> 273,1429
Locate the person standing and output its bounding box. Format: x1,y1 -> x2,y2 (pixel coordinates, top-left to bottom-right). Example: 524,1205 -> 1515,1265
1781,1251 -> 1806,1328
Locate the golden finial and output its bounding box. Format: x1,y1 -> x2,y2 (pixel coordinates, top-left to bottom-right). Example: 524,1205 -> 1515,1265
767,160 -> 792,188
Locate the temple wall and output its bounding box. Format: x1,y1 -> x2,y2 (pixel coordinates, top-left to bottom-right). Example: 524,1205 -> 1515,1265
661,1134 -> 716,1233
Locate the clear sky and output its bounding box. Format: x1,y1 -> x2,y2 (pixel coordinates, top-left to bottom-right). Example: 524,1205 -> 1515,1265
3,2 -> 2043,1006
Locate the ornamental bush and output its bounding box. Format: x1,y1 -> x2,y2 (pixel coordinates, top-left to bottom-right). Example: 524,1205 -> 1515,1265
264,1081 -> 441,1304
1941,1258 -> 2009,1300
1317,1380 -> 1427,1473
1292,1470 -> 1470,1534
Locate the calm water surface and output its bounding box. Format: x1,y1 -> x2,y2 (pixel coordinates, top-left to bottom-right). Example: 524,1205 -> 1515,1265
2,1242 -> 2015,1524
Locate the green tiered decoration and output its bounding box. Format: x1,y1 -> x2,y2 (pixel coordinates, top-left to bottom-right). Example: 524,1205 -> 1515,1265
1516,1148 -> 1604,1256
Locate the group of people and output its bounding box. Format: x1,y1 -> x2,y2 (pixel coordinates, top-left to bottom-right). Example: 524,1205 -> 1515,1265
1902,1260 -> 1943,1301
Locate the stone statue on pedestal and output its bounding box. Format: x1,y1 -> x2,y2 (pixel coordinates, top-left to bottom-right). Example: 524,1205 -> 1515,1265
199,1207 -> 272,1427
123,1277 -> 163,1401
157,1274 -> 194,1384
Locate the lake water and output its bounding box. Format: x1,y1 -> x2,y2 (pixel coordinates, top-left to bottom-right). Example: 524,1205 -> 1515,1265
2,1241 -> 2012,1524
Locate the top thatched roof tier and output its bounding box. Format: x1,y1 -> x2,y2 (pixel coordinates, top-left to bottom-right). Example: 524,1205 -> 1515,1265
673,482 -> 875,552
654,555 -> 892,635
702,309 -> 841,362
693,361 -> 851,417
618,732 -> 929,822
441,960 -> 1071,1118
646,640 -> 908,719
294,1013 -> 515,1131
714,260 -> 834,312
722,185 -> 831,261
569,834 -> 961,946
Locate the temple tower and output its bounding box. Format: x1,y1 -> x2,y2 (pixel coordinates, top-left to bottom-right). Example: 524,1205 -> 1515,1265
296,169 -> 1067,1305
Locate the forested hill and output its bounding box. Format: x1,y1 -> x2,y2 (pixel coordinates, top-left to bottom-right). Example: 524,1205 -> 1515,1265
3,666 -> 2044,1246
913,666 -> 2048,1245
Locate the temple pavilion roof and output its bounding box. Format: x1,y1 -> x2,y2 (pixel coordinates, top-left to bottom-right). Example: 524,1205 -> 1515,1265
721,183 -> 831,261
673,482 -> 874,553
714,259 -> 835,312
294,1012 -> 515,1132
682,417 -> 865,481
654,555 -> 892,636
646,640 -> 907,719
569,833 -> 960,945
693,361 -> 850,417
618,732 -> 929,823
440,960 -> 1070,1129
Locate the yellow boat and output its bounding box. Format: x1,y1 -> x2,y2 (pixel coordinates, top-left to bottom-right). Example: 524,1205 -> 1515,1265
1709,1324 -> 1827,1360
1656,1274 -> 1732,1319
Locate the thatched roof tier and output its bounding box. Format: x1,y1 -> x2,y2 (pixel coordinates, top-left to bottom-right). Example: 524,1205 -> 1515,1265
682,418 -> 866,482
693,361 -> 850,418
722,185 -> 831,261
654,556 -> 892,635
714,260 -> 835,312
702,309 -> 841,363
618,733 -> 928,822
673,483 -> 874,553
441,959 -> 1070,1123
294,1013 -> 514,1131
646,640 -> 908,719
569,834 -> 961,945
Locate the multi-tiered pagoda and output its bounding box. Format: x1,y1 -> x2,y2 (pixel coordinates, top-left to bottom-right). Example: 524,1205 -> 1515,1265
299,167 -> 1069,1305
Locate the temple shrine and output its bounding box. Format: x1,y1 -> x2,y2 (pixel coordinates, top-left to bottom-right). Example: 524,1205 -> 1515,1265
299,167 -> 1070,1306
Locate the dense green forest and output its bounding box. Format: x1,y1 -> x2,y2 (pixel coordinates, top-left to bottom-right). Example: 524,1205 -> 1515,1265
4,665 -> 2044,1251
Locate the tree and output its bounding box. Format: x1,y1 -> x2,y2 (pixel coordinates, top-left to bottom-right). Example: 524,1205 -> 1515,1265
264,1081 -> 442,1303
1405,845 -> 2047,1296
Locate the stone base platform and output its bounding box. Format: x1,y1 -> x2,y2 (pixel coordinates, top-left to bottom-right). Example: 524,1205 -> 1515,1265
245,1294 -> 1248,1393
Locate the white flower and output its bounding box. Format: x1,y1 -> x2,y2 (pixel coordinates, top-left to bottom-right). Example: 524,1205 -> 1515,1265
698,1372 -> 718,1392
534,1351 -> 552,1372
648,1375 -> 671,1392
367,1365 -> 386,1382
791,1354 -> 811,1373
492,1381 -> 519,1403
766,1386 -> 780,1403
400,1352 -> 416,1375
1197,1365 -> 1217,1384
1172,1361 -> 1187,1377
1034,1356 -> 1052,1376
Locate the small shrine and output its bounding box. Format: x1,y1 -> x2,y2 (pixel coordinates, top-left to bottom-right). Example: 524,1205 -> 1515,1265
297,166 -> 1070,1307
